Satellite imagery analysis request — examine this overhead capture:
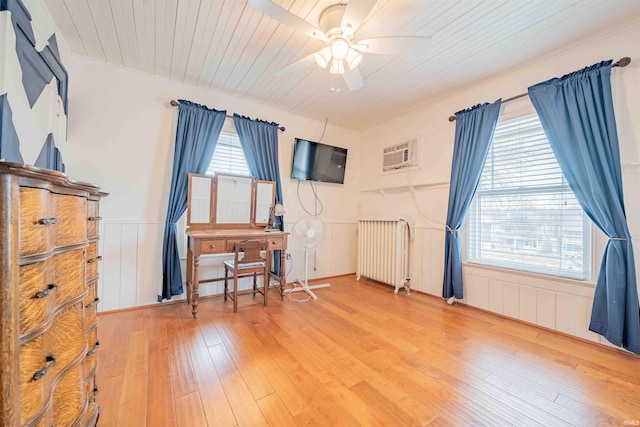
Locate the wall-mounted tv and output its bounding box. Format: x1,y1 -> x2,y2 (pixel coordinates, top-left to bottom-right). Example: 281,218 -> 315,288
291,138 -> 347,184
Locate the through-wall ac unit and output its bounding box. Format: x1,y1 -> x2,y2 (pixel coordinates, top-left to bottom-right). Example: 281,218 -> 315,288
383,140 -> 416,171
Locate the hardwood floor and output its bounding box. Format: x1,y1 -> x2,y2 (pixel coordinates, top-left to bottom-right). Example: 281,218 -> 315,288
96,275 -> 640,426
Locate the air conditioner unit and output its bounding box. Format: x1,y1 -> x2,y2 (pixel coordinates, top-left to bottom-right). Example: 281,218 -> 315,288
382,140 -> 416,171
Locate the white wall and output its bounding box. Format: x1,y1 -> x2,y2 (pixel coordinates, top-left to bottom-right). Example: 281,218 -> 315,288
64,56 -> 360,311
360,21 -> 640,348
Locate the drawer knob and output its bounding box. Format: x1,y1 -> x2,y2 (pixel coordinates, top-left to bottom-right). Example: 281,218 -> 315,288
87,256 -> 103,264
210,244 -> 216,249
89,385 -> 99,403
33,283 -> 57,299
87,340 -> 100,356
85,297 -> 100,308
88,216 -> 102,221
37,217 -> 59,225
32,353 -> 56,381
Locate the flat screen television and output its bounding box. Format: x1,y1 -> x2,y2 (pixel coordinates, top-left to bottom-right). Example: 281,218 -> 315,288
291,138 -> 347,184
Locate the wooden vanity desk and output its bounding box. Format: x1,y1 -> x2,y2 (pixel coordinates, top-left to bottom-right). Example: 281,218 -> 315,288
185,173 -> 287,318
185,228 -> 288,318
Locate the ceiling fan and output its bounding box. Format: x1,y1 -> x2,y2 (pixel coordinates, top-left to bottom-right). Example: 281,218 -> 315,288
247,0 -> 432,91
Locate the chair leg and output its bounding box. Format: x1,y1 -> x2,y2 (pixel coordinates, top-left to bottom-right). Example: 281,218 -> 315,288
253,272 -> 257,296
263,270 -> 268,307
233,273 -> 238,312
224,268 -> 229,301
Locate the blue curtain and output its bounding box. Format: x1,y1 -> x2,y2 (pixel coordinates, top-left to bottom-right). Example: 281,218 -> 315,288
528,61 -> 639,354
161,100 -> 226,300
443,100 -> 502,299
233,113 -> 284,276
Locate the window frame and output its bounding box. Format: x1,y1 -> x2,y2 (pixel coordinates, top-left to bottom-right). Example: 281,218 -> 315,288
464,111 -> 592,281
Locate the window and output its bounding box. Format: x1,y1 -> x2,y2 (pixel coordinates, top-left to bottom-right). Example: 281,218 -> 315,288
466,113 -> 591,280
207,129 -> 250,176
177,125 -> 250,257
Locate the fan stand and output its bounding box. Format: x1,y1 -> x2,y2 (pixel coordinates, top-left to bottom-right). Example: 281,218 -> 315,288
284,248 -> 330,300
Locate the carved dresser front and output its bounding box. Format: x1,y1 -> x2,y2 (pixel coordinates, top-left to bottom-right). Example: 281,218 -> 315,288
0,162 -> 107,426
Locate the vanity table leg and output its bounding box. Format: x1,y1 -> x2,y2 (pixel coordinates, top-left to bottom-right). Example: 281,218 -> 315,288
280,250 -> 286,300
186,247 -> 193,304
192,256 -> 200,319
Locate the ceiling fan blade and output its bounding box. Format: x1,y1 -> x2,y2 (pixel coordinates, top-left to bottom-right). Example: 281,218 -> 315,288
356,36 -> 432,55
341,0 -> 377,34
275,53 -> 317,77
248,0 -> 326,40
343,68 -> 364,91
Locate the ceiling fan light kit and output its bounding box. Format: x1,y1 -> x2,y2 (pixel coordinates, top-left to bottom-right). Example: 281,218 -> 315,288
314,47 -> 331,68
248,0 -> 431,91
329,59 -> 345,74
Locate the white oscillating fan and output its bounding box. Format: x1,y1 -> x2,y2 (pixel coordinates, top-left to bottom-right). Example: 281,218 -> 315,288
286,216 -> 330,300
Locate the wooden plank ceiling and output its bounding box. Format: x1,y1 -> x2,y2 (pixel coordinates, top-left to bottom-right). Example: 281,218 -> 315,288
44,0 -> 640,130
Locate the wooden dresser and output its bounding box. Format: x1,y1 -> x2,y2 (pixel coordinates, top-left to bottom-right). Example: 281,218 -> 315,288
0,162 -> 107,426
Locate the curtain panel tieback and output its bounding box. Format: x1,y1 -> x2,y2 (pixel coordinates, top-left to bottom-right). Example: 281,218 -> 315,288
610,237 -> 627,241
445,225 -> 459,233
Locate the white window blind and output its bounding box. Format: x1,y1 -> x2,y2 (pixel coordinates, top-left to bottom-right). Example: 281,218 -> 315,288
207,131 -> 251,176
466,113 -> 591,280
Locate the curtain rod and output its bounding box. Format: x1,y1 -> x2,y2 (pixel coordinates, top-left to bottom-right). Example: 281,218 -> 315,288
447,56 -> 631,122
169,99 -> 285,132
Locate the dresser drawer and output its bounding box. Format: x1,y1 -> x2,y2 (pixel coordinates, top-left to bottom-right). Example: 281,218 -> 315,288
52,360 -> 85,426
20,303 -> 86,425
20,249 -> 86,337
200,239 -> 226,254
20,334 -> 53,426
86,241 -> 101,281
85,281 -> 99,329
20,189 -> 87,255
20,187 -> 52,255
31,408 -> 54,427
84,326 -> 99,378
87,199 -> 101,238
53,193 -> 87,246
48,303 -> 86,378
83,373 -> 99,425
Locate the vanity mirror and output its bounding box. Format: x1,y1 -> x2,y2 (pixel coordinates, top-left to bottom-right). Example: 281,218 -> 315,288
215,174 -> 253,226
187,173 -> 275,229
254,180 -> 276,226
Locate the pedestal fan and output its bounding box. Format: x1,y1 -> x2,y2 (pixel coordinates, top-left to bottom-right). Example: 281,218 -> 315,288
286,216 -> 330,300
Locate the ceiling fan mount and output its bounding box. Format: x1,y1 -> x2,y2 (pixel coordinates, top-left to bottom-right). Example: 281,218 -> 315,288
318,3 -> 348,38
247,0 -> 431,91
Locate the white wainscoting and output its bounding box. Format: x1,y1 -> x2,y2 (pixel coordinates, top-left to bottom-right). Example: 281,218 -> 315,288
406,225 -> 630,348
97,220 -> 358,313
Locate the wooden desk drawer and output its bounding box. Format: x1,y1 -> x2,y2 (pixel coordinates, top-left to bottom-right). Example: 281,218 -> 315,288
200,239 -> 226,254
267,236 -> 284,250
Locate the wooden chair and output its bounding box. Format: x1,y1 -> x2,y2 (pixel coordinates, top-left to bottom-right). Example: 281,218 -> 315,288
224,240 -> 270,312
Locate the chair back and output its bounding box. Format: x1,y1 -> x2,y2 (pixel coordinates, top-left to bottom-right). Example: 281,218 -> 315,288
234,240 -> 267,266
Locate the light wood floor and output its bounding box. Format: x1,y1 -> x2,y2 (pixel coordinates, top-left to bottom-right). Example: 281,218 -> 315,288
96,275 -> 640,426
